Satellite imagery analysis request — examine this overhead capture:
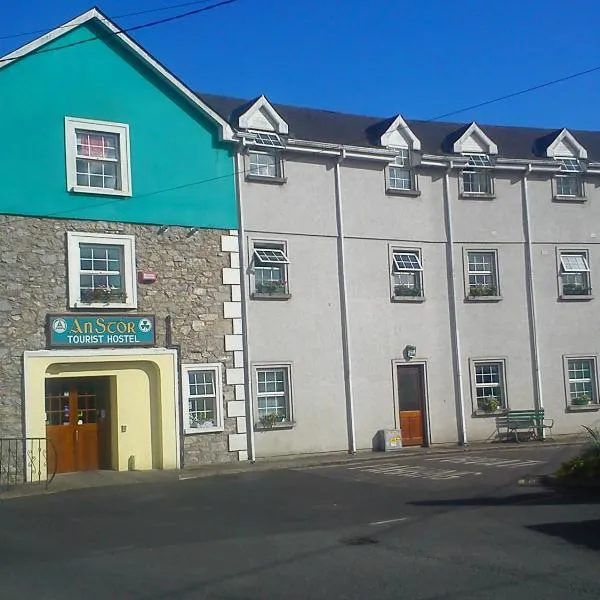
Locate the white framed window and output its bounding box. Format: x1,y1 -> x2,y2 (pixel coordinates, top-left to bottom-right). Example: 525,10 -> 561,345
564,357 -> 598,408
461,154 -> 493,196
248,151 -> 282,178
255,365 -> 293,427
466,250 -> 499,298
554,157 -> 584,199
182,363 -> 224,433
251,241 -> 290,297
65,117 -> 132,196
559,250 -> 591,298
472,359 -> 507,413
386,149 -> 417,193
67,232 -> 137,309
391,249 -> 424,299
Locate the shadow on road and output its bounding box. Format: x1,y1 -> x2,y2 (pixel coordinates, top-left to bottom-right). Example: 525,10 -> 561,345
409,488 -> 599,508
527,519 -> 600,552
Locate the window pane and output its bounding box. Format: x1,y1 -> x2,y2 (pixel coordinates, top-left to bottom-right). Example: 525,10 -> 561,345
389,166 -> 412,190
463,170 -> 491,194
249,152 -> 277,177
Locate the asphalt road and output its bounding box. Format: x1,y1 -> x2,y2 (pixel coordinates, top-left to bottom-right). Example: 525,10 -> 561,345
0,444 -> 598,600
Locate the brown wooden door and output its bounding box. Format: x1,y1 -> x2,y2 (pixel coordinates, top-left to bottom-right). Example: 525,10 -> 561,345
45,378 -> 109,473
397,365 -> 426,446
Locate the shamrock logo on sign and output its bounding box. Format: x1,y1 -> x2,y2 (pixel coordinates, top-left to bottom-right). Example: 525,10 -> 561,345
139,318 -> 152,333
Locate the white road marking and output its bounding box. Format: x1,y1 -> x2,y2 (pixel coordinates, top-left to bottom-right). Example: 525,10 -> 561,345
425,456 -> 544,468
369,517 -> 408,526
350,464 -> 482,480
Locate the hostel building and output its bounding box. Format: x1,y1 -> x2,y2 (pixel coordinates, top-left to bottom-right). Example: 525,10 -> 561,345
0,10 -> 249,474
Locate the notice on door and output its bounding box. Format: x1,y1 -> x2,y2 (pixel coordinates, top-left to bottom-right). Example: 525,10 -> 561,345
47,314 -> 156,348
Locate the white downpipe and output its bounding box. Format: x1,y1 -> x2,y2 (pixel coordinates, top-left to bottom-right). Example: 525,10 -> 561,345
235,152 -> 256,462
334,151 -> 357,454
522,165 -> 544,413
443,164 -> 468,446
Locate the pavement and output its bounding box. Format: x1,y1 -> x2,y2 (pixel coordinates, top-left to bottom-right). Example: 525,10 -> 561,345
0,440 -> 598,599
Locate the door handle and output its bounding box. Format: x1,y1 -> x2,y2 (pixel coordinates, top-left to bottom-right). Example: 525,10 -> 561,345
75,429 -> 79,442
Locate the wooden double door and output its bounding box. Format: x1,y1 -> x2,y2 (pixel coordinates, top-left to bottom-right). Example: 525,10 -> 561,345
397,364 -> 427,447
45,377 -> 111,473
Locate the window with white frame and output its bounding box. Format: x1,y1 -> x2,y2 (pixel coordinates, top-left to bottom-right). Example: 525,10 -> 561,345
65,117 -> 131,196
462,154 -> 493,195
554,157 -> 584,198
182,364 -> 223,433
67,232 -> 137,308
255,366 -> 292,426
473,361 -> 506,412
252,243 -> 289,296
387,149 -> 416,192
391,250 -> 423,298
248,151 -> 281,178
566,358 -> 598,407
559,251 -> 591,297
467,251 -> 499,297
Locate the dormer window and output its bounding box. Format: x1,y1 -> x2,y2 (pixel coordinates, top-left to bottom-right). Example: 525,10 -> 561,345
554,157 -> 584,199
462,154 -> 493,197
386,148 -> 419,195
245,131 -> 286,184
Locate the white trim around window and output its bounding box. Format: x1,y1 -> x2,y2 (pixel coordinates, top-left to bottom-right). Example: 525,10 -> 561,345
253,363 -> 294,429
245,149 -> 286,183
563,355 -> 600,411
557,248 -> 593,300
470,358 -> 508,415
389,246 -> 424,302
65,117 -> 132,196
464,249 -> 501,301
182,363 -> 224,434
250,239 -> 291,299
67,231 -> 137,309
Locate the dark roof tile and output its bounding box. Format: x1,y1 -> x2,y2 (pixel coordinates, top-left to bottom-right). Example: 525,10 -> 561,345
198,92 -> 600,161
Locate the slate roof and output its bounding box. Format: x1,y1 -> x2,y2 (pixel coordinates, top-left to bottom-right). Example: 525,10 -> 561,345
198,92 -> 600,161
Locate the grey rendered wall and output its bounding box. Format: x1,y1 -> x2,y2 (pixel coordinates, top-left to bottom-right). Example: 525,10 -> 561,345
527,176 -> 600,434
242,155 -> 348,457
340,161 -> 458,448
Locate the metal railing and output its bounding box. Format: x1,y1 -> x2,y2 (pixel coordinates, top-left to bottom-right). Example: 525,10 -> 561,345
0,437 -> 57,491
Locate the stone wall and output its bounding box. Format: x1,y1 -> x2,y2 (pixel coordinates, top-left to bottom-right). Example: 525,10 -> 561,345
0,215 -> 243,465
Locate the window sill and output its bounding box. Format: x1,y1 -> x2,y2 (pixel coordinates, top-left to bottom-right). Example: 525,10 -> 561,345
566,404 -> 600,413
255,421 -> 295,431
184,427 -> 224,435
465,295 -> 503,303
385,188 -> 421,198
245,174 -> 287,185
69,185 -> 132,197
71,301 -> 137,310
251,292 -> 292,301
391,295 -> 425,303
460,193 -> 496,200
473,409 -> 507,418
559,294 -> 594,301
553,195 -> 587,203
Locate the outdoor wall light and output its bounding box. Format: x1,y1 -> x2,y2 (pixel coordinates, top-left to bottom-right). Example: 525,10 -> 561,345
404,345 -> 417,361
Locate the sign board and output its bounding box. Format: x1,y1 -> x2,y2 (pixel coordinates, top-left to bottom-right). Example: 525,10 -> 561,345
47,314 -> 156,348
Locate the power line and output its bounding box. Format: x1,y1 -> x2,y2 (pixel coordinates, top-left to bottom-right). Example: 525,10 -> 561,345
0,0 -> 244,64
0,0 -> 218,42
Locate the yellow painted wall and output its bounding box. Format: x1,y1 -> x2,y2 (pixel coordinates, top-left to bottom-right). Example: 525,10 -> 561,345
24,350 -> 179,472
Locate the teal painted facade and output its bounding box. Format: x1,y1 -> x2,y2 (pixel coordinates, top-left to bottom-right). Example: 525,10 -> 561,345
0,22 -> 237,229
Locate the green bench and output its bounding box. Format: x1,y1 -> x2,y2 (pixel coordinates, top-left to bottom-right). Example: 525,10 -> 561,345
495,409 -> 553,442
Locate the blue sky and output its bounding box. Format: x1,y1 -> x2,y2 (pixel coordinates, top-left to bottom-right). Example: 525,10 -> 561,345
2,0 -> 600,130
